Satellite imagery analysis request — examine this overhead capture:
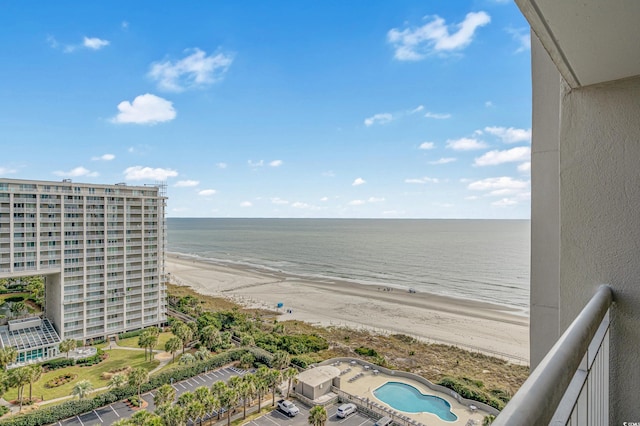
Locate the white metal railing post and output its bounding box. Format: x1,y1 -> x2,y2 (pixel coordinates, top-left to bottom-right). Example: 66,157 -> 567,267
493,285 -> 612,426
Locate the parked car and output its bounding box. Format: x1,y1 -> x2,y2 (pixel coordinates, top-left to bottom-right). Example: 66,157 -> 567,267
336,403 -> 357,418
375,416 -> 393,426
277,399 -> 300,417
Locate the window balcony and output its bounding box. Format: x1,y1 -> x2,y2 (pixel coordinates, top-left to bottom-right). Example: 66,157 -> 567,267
494,285 -> 612,425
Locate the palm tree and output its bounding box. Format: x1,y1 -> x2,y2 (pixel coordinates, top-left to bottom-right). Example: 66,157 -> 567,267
219,388 -> 239,426
26,364 -> 42,402
108,373 -> 128,389
264,368 -> 282,406
186,401 -> 205,426
72,379 -> 94,400
308,405 -> 327,426
179,353 -> 195,364
172,321 -> 193,354
162,404 -> 187,426
130,409 -> 161,426
177,391 -> 195,408
128,367 -> 149,403
165,336 -> 181,363
58,338 -> 77,358
200,325 -> 222,351
236,378 -> 252,419
146,333 -> 159,359
203,394 -> 218,426
194,349 -> 211,361
138,331 -> 152,361
210,381 -> 227,420
9,367 -> 30,410
154,383 -> 176,407
0,346 -> 17,369
272,350 -> 291,370
254,367 -> 269,413
282,367 -> 298,398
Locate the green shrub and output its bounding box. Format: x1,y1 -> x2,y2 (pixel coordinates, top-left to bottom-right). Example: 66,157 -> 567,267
44,374 -> 77,388
4,296 -> 24,303
354,347 -> 378,357
438,377 -> 504,410
42,358 -> 75,370
0,406 -> 9,417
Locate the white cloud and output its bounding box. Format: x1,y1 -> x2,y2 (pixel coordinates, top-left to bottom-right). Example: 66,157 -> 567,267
216,162 -> 228,169
322,171 -> 335,177
0,167 -> 17,174
424,111 -> 451,119
46,35 -> 59,49
149,48 -> 233,92
240,201 -> 252,207
468,176 -> 529,192
112,94 -> 176,125
405,177 -> 439,184
292,202 -> 316,209
492,198 -> 518,207
91,154 -> 115,161
269,160 -> 283,167
83,37 -> 110,50
410,105 -> 424,114
419,142 -> 435,150
518,162 -> 531,173
364,113 -> 393,127
124,166 -> 178,181
248,160 -> 264,167
198,189 -> 217,196
368,197 -> 385,203
121,21 -> 129,30
507,27 -> 531,53
387,11 -> 491,60
485,101 -> 494,108
484,126 -> 531,143
271,198 -> 289,205
430,157 -> 456,165
174,180 -> 199,187
446,137 -> 487,151
474,146 -> 531,166
53,166 -> 98,178
352,178 -> 366,186
348,200 -> 366,206
320,197 -> 329,202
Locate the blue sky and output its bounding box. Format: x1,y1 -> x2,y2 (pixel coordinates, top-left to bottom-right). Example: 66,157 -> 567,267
0,1 -> 532,219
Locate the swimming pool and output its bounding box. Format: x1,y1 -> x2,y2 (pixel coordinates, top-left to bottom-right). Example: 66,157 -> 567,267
373,382 -> 458,422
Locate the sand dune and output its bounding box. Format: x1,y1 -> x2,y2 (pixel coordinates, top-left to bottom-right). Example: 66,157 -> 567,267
166,253 -> 530,364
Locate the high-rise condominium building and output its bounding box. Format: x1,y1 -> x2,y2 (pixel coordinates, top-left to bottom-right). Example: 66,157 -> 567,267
0,178 -> 167,363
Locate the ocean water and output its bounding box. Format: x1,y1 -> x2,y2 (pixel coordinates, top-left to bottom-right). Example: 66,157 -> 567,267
166,218 -> 530,315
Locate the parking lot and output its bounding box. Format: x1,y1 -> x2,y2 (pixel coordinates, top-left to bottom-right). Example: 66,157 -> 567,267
246,402 -> 376,426
57,366 -> 247,426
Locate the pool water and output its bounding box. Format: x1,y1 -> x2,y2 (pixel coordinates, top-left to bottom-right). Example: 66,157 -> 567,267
373,382 -> 458,422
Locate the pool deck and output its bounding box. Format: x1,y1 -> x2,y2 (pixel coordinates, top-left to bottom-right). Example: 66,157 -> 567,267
338,363 -> 488,426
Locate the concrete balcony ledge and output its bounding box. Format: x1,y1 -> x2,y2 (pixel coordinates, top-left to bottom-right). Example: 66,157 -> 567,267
494,285 -> 613,425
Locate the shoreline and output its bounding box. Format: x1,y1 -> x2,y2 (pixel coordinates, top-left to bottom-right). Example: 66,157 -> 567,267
165,252 -> 530,363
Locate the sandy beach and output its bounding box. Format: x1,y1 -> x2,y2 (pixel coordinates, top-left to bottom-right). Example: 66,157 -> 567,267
165,253 -> 530,363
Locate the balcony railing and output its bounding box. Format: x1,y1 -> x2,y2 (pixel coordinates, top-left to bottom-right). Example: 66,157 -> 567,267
494,285 -> 613,425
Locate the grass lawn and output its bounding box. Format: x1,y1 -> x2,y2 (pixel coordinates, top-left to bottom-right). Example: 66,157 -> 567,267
111,331 -> 176,351
4,349 -> 159,403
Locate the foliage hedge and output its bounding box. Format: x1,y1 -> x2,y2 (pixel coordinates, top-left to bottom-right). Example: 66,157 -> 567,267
42,358 -> 75,370
117,329 -> 145,340
438,377 -> 505,410
0,349 -> 248,426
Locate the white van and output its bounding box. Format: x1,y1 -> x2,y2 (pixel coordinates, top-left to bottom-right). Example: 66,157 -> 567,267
336,403 -> 357,418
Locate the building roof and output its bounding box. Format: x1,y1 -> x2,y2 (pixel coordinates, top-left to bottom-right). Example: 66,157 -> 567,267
296,365 -> 341,387
0,317 -> 61,351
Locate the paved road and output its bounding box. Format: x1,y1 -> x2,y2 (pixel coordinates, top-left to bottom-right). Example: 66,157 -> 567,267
58,366 -> 249,426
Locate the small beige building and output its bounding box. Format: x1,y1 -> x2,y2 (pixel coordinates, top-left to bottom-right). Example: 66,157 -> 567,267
294,365 -> 340,400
